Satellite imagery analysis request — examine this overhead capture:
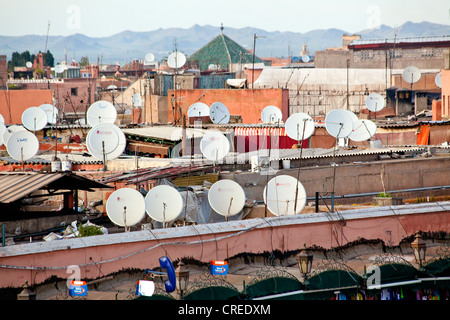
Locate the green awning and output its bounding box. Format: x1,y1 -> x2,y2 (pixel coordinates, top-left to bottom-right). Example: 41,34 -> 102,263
245,276 -> 303,299
183,286 -> 240,300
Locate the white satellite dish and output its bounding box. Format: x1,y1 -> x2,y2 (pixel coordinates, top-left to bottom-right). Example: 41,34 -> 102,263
0,123 -> 6,146
435,72 -> 442,88
54,64 -> 65,74
365,93 -> 386,112
261,105 -> 283,123
26,61 -> 32,68
87,100 -> 117,127
208,179 -> 246,220
285,113 -> 315,141
0,113 -> 4,124
22,107 -> 47,131
263,175 -> 306,216
200,131 -> 230,161
325,109 -> 354,138
210,102 -> 230,124
402,66 -> 421,85
301,55 -> 310,63
2,125 -> 26,146
106,188 -> 146,229
187,102 -> 210,117
145,53 -> 155,63
86,123 -> 126,161
167,51 -> 186,69
348,119 -> 377,142
6,130 -> 39,161
145,185 -> 183,223
38,104 -> 59,125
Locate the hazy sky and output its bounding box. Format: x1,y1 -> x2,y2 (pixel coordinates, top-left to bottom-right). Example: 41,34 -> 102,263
1,0 -> 449,37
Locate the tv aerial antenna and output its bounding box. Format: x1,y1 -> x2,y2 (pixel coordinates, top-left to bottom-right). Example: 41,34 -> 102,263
208,179 -> 246,221
106,188 -> 146,232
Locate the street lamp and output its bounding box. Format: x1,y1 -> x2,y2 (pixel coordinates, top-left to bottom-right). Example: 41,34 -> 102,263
175,261 -> 190,298
411,232 -> 426,269
297,246 -> 313,285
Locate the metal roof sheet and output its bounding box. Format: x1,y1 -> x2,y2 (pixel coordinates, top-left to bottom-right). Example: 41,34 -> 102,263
0,172 -> 112,204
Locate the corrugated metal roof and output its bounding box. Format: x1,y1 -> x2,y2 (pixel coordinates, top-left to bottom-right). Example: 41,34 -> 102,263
0,172 -> 112,204
351,35 -> 450,46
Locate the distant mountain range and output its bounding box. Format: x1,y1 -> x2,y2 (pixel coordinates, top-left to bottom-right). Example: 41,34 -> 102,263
0,21 -> 449,66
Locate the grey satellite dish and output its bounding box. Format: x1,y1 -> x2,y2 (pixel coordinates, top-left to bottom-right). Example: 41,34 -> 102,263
86,123 -> 126,160
208,179 -> 246,220
365,93 -> 386,112
435,72 -> 441,88
87,100 -> 117,127
38,104 -> 59,124
167,51 -> 186,69
263,175 -> 306,216
200,130 -> 230,161
301,55 -> 310,63
106,188 -> 146,231
325,109 -> 354,138
285,113 -> 315,141
21,107 -> 47,132
402,66 -> 421,86
210,102 -> 230,124
261,105 -> 283,123
6,130 -> 39,161
145,185 -> 183,224
348,119 -> 377,142
187,102 -> 210,117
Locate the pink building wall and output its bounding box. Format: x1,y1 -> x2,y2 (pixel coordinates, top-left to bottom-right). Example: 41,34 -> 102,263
0,202 -> 449,288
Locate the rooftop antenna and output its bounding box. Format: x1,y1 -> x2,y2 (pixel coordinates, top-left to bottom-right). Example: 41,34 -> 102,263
263,175 -> 307,216
208,179 -> 246,222
145,185 -> 183,228
402,66 -> 421,91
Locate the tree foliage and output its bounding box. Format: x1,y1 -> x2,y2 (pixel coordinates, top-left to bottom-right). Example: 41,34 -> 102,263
7,50 -> 54,71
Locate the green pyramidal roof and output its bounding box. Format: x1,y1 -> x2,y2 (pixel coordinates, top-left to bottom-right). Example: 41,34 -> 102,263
188,33 -> 264,71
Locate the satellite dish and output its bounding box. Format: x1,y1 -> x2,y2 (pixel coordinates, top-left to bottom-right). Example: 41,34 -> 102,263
261,105 -> 283,123
87,100 -> 117,127
2,125 -> 26,146
167,51 -> 186,69
54,64 -> 65,74
86,123 -> 126,160
402,66 -> 421,84
348,119 -> 377,142
210,102 -> 230,124
285,113 -> 315,140
145,185 -> 183,223
325,109 -> 354,138
365,93 -> 386,112
38,104 -> 59,124
200,131 -> 230,161
263,175 -> 306,216
435,72 -> 442,88
301,55 -> 310,63
0,113 -> 4,124
208,180 -> 246,220
21,107 -> 47,131
0,123 -> 6,146
106,188 -> 146,229
26,61 -> 32,68
6,130 -> 39,161
145,53 -> 155,63
187,102 -> 210,117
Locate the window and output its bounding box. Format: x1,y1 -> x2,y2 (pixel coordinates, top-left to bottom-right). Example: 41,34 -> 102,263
71,87 -> 78,96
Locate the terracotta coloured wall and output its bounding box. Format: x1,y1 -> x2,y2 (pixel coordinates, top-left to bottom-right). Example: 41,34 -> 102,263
167,88 -> 289,124
441,69 -> 450,119
0,89 -> 53,124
